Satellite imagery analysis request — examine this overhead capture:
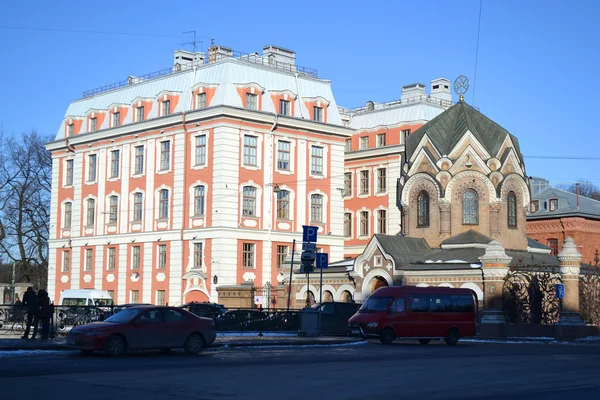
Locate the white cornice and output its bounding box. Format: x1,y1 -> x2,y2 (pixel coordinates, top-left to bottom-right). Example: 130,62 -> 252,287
344,145 -> 404,161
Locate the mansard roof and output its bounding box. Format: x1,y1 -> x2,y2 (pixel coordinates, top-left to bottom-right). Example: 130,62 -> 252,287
405,101 -> 524,163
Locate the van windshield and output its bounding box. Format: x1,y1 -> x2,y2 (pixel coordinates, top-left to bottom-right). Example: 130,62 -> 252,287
359,296 -> 392,312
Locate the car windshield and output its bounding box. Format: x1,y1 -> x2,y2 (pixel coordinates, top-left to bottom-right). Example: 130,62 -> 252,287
359,296 -> 392,312
104,308 -> 144,323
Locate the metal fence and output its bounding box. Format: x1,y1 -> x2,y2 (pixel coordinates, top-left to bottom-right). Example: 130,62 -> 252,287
0,304 -> 301,337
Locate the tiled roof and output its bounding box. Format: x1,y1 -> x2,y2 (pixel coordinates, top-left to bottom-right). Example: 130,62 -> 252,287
405,101 -> 524,163
373,235 -> 431,269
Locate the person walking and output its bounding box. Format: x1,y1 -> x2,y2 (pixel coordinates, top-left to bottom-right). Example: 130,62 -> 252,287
34,290 -> 52,340
21,287 -> 39,340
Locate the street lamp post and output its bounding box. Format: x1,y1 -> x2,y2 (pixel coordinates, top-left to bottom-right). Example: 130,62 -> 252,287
11,261 -> 16,304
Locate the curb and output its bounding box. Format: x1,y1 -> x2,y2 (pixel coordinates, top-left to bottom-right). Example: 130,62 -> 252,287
0,338 -> 365,352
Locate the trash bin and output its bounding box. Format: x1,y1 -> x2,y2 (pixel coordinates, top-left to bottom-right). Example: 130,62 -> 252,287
300,308 -> 320,336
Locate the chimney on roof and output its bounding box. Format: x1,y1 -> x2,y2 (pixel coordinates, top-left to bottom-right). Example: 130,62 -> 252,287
575,182 -> 580,209
207,45 -> 233,63
430,78 -> 452,104
262,45 -> 296,67
173,50 -> 205,71
401,83 -> 426,103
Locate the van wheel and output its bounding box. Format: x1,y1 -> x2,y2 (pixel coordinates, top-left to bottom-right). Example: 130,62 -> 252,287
379,328 -> 395,345
418,339 -> 430,345
445,328 -> 459,346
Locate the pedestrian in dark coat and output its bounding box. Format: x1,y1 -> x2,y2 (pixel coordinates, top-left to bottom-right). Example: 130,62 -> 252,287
21,287 -> 39,339
34,290 -> 52,339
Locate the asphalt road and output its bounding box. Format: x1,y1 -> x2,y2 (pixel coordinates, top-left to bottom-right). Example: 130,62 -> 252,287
1,340 -> 600,400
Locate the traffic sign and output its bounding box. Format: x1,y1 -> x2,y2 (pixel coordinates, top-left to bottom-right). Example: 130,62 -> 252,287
300,264 -> 314,274
555,284 -> 565,299
316,253 -> 328,269
302,242 -> 317,252
302,225 -> 318,243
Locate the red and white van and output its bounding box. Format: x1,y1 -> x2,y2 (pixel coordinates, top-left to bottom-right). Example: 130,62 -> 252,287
348,286 -> 478,345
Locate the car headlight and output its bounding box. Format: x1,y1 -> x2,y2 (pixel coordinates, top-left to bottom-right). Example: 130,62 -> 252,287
366,322 -> 378,328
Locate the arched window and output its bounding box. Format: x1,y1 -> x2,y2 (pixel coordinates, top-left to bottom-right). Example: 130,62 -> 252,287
417,191 -> 430,227
109,195 -> 118,223
310,194 -> 323,223
276,190 -> 290,219
194,186 -> 205,216
242,186 -> 256,216
159,189 -> 169,219
507,191 -> 517,228
462,190 -> 479,225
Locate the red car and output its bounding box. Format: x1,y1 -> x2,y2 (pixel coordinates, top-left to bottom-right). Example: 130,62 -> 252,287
66,305 -> 216,356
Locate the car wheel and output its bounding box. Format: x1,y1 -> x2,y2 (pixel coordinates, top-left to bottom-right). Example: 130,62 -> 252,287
445,328 -> 460,346
104,335 -> 127,356
379,328 -> 395,345
80,350 -> 94,356
184,333 -> 205,355
418,339 -> 430,345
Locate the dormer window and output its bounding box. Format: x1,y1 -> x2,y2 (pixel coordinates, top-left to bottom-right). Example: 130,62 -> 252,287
112,112 -> 120,128
90,117 -> 97,132
67,124 -> 74,137
162,100 -> 171,116
313,106 -> 323,122
530,200 -> 539,213
136,106 -> 145,122
196,93 -> 206,109
246,93 -> 258,110
549,198 -> 558,212
279,100 -> 290,116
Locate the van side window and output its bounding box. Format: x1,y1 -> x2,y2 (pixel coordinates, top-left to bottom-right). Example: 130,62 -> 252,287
450,295 -> 474,312
409,295 -> 429,312
390,298 -> 406,313
429,295 -> 451,312
88,299 -> 94,306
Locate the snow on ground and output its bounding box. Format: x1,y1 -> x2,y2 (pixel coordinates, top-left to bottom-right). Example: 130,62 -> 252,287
0,350 -> 67,358
229,341 -> 367,350
217,332 -> 298,337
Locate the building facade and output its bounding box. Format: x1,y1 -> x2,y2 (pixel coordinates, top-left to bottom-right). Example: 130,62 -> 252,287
47,45 -> 352,305
527,178 -> 600,265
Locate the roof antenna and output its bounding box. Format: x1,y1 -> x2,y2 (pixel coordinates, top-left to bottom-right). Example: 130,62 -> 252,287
182,30 -> 198,52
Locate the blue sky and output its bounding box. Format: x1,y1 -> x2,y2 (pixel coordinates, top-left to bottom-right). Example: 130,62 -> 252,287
1,0 -> 599,187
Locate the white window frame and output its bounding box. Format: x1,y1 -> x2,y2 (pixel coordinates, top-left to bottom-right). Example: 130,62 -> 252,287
308,191 -> 328,225
188,182 -> 208,220
109,149 -> 120,180
135,106 -> 145,122
84,248 -> 94,272
376,207 -> 387,235
85,196 -> 97,227
360,136 -> 369,150
357,209 -> 371,238
343,211 -> 353,238
240,132 -> 263,171
156,138 -> 173,174
344,171 -> 353,198
157,244 -> 167,270
242,243 -> 256,269
107,194 -> 119,224
193,242 -> 204,269
376,167 -> 387,195
132,144 -> 145,177
275,138 -> 295,175
107,247 -> 117,271
86,153 -> 98,184
376,133 -> 386,147
308,143 -> 328,179
374,255 -> 383,267
196,92 -> 207,109
62,250 -> 71,272
131,190 -> 145,223
64,158 -> 74,187
358,169 -> 371,197
131,245 -> 141,270
111,111 -> 120,128
157,188 -> 170,220
62,199 -> 73,230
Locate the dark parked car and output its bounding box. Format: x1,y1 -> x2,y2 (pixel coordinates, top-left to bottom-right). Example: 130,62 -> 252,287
313,302 -> 361,335
66,305 -> 216,356
112,303 -> 152,314
180,302 -> 228,320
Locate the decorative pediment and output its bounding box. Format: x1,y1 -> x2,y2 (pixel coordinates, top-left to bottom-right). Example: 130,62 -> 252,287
448,130 -> 492,160
354,237 -> 396,278
499,148 -> 524,176
409,133 -> 442,163
449,145 -> 491,175
408,148 -> 440,176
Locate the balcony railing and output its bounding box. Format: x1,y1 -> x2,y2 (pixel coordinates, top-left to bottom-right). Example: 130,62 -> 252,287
82,50 -> 318,99
338,95 -> 454,115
